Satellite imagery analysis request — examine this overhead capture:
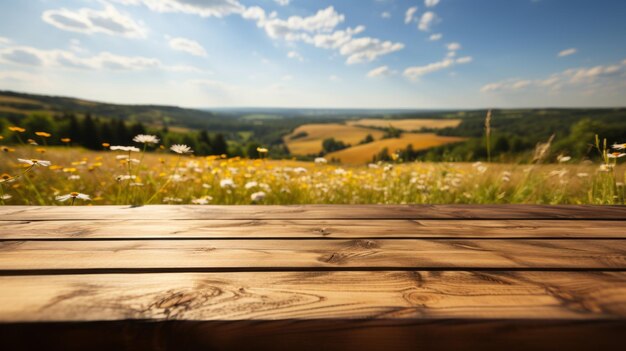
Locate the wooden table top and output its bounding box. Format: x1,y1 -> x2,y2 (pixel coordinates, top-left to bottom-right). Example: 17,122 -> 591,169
0,205 -> 625,351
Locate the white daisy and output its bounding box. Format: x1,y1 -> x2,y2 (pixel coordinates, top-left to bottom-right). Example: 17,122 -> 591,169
251,191 -> 266,202
220,178 -> 236,188
192,196 -> 213,205
557,155 -> 571,163
170,144 -> 193,154
18,158 -> 51,167
56,192 -> 90,202
314,157 -> 327,164
133,134 -> 160,144
612,143 -> 625,150
110,146 -> 140,152
115,175 -> 137,181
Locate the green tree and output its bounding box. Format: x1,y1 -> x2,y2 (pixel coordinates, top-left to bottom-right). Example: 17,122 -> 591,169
81,114 -> 101,149
212,133 -> 228,155
322,138 -> 348,153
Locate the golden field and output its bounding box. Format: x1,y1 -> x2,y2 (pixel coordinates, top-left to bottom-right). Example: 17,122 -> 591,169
284,123 -> 385,155
326,133 -> 466,164
1,146 -> 624,206
283,119 -> 464,161
346,118 -> 462,131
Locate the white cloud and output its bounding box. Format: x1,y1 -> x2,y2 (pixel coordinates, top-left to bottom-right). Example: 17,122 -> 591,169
306,26 -> 365,49
447,42 -> 461,51
329,75 -> 340,81
244,6 -> 345,41
244,7 -> 403,65
404,56 -> 472,79
480,59 -> 626,93
429,33 -> 442,41
275,0 -> 290,6
558,48 -> 577,57
381,11 -> 391,19
287,51 -> 303,61
404,58 -> 454,79
42,4 -> 147,38
113,0 -> 244,17
425,0 -> 440,7
168,37 -> 207,57
0,44 -> 206,72
405,7 -> 418,24
456,56 -> 472,64
367,65 -> 392,78
340,37 -> 404,65
418,11 -> 438,31
0,37 -> 11,45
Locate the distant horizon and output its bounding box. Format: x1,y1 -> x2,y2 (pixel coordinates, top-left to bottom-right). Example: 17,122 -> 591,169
1,1 -> 625,108
3,89 -> 626,113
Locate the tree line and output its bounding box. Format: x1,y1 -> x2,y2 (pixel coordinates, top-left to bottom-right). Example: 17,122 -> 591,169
0,113 -> 230,156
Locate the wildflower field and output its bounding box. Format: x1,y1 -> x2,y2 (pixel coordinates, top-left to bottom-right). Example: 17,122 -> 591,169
1,135 -> 624,206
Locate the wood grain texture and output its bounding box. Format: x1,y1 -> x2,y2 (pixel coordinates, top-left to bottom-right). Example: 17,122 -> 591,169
2,219 -> 626,239
1,271 -> 625,322
1,239 -> 624,271
2,204 -> 625,220
1,205 -> 625,350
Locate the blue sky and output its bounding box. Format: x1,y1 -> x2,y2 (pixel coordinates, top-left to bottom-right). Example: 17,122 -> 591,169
0,0 -> 625,108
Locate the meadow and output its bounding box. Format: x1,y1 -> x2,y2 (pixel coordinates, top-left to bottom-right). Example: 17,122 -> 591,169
283,119 -> 465,162
1,139 -> 624,206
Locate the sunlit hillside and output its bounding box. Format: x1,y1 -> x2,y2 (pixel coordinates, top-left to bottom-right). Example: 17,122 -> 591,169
326,133 -> 466,164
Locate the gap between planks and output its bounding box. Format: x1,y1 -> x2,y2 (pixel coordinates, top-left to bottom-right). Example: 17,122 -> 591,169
2,205 -> 626,220
1,219 -> 626,240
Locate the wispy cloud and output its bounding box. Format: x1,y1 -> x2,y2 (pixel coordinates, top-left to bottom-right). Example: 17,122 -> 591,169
112,0 -> 244,18
287,51 -> 303,61
274,0 -> 290,6
367,65 -> 393,78
0,44 -> 205,72
424,0 -> 441,8
480,59 -> 626,93
168,37 -> 208,57
405,7 -> 418,24
447,42 -> 461,51
429,33 -> 442,41
418,11 -> 439,31
404,56 -> 472,79
42,4 -> 147,38
558,48 -> 577,57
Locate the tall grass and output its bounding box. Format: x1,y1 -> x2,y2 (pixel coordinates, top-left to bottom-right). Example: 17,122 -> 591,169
0,145 -> 624,205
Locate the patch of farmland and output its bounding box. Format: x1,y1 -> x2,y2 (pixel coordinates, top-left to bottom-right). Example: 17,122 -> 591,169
284,123 -> 385,155
326,133 -> 466,164
346,118 -> 462,131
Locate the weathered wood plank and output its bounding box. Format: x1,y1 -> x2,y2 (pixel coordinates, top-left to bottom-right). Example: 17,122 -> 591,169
2,219 -> 626,239
1,271 -> 625,322
1,239 -> 624,271
2,320 -> 625,351
1,205 -> 625,220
